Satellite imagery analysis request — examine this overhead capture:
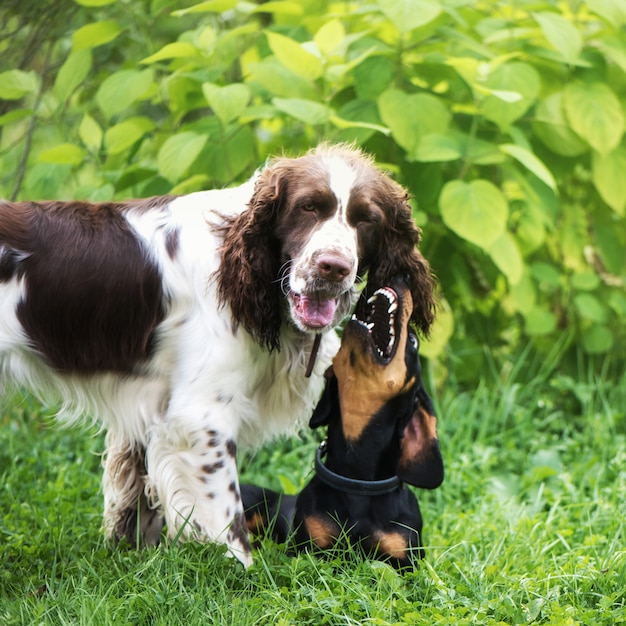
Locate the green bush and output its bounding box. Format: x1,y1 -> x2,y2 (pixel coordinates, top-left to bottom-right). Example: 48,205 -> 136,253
1,0 -> 624,377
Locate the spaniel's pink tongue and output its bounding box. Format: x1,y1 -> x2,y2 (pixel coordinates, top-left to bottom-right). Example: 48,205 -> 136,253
296,295 -> 338,328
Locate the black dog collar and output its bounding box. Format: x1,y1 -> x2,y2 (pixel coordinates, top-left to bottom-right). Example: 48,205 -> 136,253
314,442 -> 402,496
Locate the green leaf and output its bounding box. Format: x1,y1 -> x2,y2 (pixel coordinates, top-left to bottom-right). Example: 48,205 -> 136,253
85,184 -> 115,202
581,325 -> 614,354
0,109 -> 33,126
509,270 -> 536,315
329,115 -> 388,135
273,98 -> 331,125
140,42 -> 199,64
533,92 -> 588,157
332,100 -> 386,143
456,132 -> 504,165
574,293 -> 608,323
588,0 -> 626,25
0,70 -> 38,100
79,114 -> 103,152
314,19 -> 345,57
524,307 -> 557,336
559,203 -> 588,271
515,204 -> 546,256
378,89 -> 450,155
73,0 -> 117,5
172,0 -> 238,15
439,179 -> 508,249
95,69 -> 154,119
277,474 -> 299,496
37,143 -> 85,166
246,57 -> 317,99
202,83 -> 250,125
266,32 -> 323,80
157,132 -> 208,182
378,0 -> 442,34
608,291 -> 626,316
482,62 -> 540,130
414,133 -> 461,162
170,174 -> 210,195
600,37 -> 626,74
104,117 -> 154,155
594,221 -> 623,275
72,21 -> 122,52
533,12 -> 582,64
592,147 -> 626,215
115,166 -> 158,193
250,1 -> 303,16
530,262 -> 561,288
353,56 -> 394,100
54,51 -> 91,102
197,126 -> 255,183
420,298 -> 454,360
500,144 -> 557,191
563,82 -> 624,155
488,232 -> 523,285
570,272 -> 600,291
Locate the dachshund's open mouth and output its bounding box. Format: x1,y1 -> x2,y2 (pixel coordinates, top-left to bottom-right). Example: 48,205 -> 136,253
348,286 -> 402,363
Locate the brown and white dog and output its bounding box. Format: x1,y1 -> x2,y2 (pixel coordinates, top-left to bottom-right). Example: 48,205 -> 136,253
0,144 -> 435,566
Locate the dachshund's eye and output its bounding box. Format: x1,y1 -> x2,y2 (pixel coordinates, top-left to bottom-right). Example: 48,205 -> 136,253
409,333 -> 419,350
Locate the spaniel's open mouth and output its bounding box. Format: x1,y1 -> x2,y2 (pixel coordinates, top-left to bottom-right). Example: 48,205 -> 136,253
291,292 -> 339,329
348,286 -> 400,363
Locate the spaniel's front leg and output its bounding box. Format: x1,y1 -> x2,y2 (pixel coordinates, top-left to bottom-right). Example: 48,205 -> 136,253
145,409 -> 251,566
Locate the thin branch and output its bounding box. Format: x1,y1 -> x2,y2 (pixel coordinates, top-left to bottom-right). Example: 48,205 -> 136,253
10,39 -> 55,202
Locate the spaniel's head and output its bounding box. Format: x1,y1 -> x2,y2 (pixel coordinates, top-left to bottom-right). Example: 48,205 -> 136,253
218,144 -> 436,351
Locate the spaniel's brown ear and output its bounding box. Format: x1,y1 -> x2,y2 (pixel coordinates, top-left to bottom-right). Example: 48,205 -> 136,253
397,385 -> 444,489
364,176 -> 437,337
216,167 -> 284,352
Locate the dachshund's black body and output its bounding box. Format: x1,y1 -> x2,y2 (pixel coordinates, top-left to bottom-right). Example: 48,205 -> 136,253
241,276 -> 444,569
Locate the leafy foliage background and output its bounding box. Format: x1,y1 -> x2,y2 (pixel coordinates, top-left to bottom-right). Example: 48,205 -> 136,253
1,0 -> 625,379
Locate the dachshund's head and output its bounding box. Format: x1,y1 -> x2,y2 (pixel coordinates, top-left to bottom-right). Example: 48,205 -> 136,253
310,274 -> 444,489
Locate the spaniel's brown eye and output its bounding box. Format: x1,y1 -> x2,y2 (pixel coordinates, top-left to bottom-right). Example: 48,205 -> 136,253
301,204 -> 316,212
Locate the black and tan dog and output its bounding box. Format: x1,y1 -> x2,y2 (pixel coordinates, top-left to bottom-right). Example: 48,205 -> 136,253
241,275 -> 443,569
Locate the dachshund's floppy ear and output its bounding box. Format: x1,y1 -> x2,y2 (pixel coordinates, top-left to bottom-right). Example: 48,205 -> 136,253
216,166 -> 285,352
396,384 -> 444,489
364,175 -> 437,337
309,368 -> 337,429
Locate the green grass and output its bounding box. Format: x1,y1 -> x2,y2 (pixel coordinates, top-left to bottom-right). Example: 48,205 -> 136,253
1,362 -> 625,625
